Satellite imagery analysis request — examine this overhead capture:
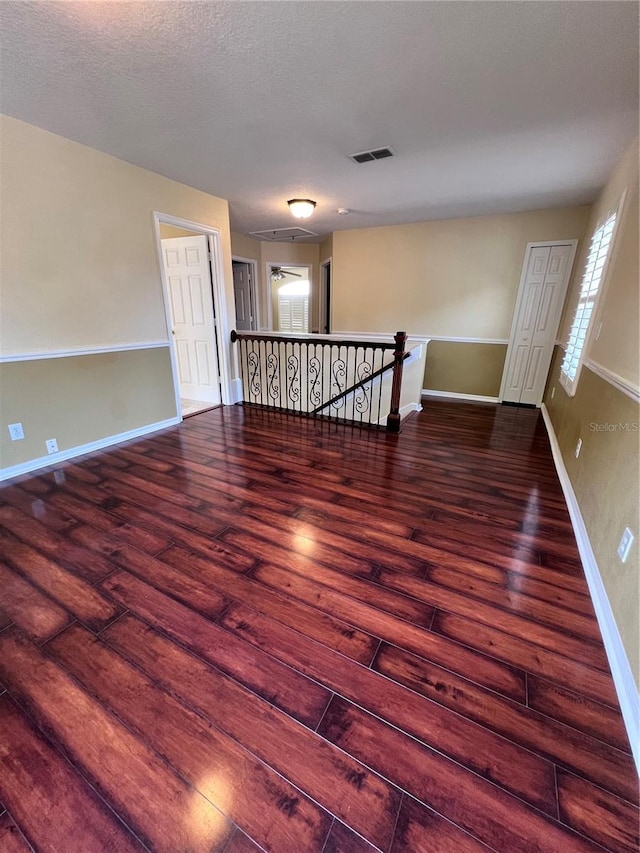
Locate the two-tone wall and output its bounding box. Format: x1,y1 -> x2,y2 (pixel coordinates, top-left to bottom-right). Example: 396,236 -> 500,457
544,138 -> 639,691
329,206 -> 591,395
0,115 -> 235,477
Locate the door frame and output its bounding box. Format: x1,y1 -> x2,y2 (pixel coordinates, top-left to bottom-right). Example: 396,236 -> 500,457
319,256 -> 332,335
265,262 -> 312,332
153,212 -> 233,419
232,255 -> 259,330
499,239 -> 578,406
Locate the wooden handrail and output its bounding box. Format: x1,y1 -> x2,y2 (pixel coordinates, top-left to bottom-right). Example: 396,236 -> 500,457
230,329 -> 397,351
311,351 -> 409,415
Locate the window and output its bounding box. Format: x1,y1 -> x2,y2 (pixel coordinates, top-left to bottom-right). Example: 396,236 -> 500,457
277,280 -> 309,333
560,204 -> 620,394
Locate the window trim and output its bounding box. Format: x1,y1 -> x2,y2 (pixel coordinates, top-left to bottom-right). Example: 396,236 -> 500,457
559,191 -> 626,396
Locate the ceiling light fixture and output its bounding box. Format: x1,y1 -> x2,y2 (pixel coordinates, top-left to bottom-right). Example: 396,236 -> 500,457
288,198 -> 316,219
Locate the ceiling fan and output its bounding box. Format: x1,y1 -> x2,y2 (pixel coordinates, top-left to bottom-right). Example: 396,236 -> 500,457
270,266 -> 302,281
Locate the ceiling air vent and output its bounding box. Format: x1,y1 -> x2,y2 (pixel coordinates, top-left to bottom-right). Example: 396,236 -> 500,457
249,227 -> 318,241
349,146 -> 396,164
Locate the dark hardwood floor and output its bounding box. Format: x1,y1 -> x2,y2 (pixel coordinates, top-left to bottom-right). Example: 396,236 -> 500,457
0,399 -> 637,852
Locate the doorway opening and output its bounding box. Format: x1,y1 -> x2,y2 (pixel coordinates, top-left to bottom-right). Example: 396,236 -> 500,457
319,258 -> 332,334
232,258 -> 258,331
267,264 -> 312,333
154,214 -> 230,420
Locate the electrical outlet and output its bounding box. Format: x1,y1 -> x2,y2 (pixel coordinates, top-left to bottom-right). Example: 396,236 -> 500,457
8,422 -> 24,441
575,438 -> 582,458
617,528 -> 634,563
550,387 -> 556,400
45,438 -> 59,454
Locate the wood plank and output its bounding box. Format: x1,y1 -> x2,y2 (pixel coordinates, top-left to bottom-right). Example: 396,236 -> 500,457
0,485 -> 78,533
0,630 -> 233,852
323,820 -> 380,853
0,606 -> 12,632
373,643 -> 638,805
427,564 -> 593,616
244,505 -> 425,576
0,503 -> 116,583
557,770 -> 640,853
75,492 -> 255,572
102,614 -> 402,850
218,602 -> 557,814
423,507 -> 582,562
391,795 -> 491,853
43,487 -> 172,555
0,694 -> 144,852
377,568 -> 606,663
221,523 -> 378,580
223,830 -> 265,853
0,531 -> 121,632
0,813 -> 34,853
231,533 -> 433,625
428,566 -> 594,612
159,543 -> 378,665
318,696 -> 603,853
251,562 -> 526,702
432,610 -> 618,708
46,624 -> 333,852
527,674 -> 632,754
100,571 -> 330,728
0,563 -> 70,643
73,528 -> 231,621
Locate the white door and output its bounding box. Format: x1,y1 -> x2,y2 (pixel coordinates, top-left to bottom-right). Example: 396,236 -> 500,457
501,243 -> 575,406
232,262 -> 254,331
161,236 -> 221,405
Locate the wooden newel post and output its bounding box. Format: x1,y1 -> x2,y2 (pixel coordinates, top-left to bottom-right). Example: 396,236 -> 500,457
386,331 -> 407,433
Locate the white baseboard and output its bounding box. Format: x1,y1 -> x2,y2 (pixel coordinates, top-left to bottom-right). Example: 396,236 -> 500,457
401,401 -> 423,419
0,416 -> 181,483
422,389 -> 500,404
541,404 -> 640,773
376,401 -> 423,427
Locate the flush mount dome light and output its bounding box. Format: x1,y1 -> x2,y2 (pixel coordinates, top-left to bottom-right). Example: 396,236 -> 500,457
287,198 -> 316,219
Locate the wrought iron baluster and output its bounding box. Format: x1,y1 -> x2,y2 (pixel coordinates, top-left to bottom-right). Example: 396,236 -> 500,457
230,330 -> 406,432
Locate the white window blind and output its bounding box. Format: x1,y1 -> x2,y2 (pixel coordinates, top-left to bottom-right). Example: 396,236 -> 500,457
560,210 -> 617,393
278,295 -> 309,333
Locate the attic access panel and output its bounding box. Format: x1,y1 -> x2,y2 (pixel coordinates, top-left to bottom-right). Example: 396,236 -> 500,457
249,227 -> 318,241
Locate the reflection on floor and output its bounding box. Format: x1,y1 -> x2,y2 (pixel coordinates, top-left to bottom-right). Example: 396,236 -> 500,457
180,398 -> 215,418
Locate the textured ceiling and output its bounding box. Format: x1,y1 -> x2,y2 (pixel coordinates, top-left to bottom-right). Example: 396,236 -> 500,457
1,1 -> 638,241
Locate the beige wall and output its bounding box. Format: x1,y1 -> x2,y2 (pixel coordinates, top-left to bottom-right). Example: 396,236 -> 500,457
230,231 -> 261,262
0,349 -> 176,467
320,233 -> 333,263
544,138 -> 639,687
331,205 -> 590,339
0,115 -> 235,473
424,342 -> 507,396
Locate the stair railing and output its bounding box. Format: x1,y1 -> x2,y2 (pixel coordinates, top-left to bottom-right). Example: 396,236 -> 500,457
230,330 -> 407,432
